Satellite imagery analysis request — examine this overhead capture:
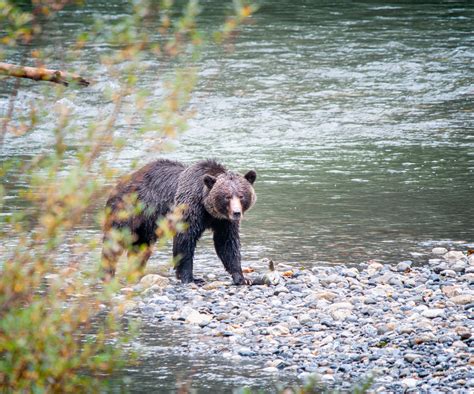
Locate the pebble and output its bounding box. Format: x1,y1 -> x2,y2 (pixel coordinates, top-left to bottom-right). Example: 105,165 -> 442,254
127,248 -> 472,392
455,326 -> 471,340
450,294 -> 474,305
396,261 -> 412,272
421,308 -> 445,319
440,270 -> 457,278
460,273 -> 474,284
404,353 -> 421,363
443,251 -> 466,262
137,274 -> 170,291
402,377 -> 419,388
238,347 -> 256,357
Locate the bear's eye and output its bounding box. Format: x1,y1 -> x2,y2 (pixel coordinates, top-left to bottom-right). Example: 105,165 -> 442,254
225,195 -> 231,201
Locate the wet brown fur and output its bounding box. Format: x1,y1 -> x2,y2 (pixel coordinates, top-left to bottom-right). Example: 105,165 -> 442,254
101,159 -> 257,284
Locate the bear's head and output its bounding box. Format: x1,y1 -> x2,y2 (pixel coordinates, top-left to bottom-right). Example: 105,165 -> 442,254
203,170 -> 257,222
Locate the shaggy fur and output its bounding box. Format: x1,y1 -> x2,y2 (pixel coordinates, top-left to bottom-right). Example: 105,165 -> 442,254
102,159 -> 257,284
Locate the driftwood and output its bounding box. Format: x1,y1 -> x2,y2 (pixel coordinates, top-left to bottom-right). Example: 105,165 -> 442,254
0,62 -> 89,87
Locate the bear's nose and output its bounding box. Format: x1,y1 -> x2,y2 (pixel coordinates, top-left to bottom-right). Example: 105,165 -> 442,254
232,211 -> 241,220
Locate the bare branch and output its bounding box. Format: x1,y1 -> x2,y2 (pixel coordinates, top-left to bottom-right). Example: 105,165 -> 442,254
0,62 -> 90,87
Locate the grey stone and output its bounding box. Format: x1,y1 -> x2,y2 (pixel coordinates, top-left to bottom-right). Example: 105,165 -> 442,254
460,273 -> 474,284
401,377 -> 419,388
443,251 -> 466,262
452,261 -> 467,273
397,261 -> 413,272
450,294 -> 474,305
404,353 -> 421,363
421,308 -> 445,319
137,274 -> 170,290
440,269 -> 457,278
274,285 -> 289,295
185,310 -> 212,327
455,326 -> 471,340
237,347 -> 256,357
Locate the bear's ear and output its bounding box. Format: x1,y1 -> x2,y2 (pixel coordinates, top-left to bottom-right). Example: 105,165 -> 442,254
244,170 -> 257,185
203,174 -> 217,190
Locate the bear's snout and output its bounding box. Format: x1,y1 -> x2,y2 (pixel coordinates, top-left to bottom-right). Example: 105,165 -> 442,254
229,196 -> 243,221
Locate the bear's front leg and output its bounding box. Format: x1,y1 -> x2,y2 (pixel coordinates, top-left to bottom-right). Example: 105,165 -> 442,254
213,221 -> 250,285
173,232 -> 205,285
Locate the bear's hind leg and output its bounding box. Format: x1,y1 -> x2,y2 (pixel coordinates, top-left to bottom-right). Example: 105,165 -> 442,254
101,240 -> 123,281
127,243 -> 153,278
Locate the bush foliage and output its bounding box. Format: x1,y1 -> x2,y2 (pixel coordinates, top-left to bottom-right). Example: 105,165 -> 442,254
0,0 -> 256,391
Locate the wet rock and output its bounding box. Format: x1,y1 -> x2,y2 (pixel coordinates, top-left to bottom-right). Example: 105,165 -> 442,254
439,269 -> 456,278
270,298 -> 283,307
331,309 -> 353,321
176,305 -> 195,320
455,326 -> 471,340
274,285 -> 289,295
432,264 -> 448,274
411,333 -> 436,345
367,262 -> 384,276
388,277 -> 403,287
452,340 -> 468,350
141,284 -> 166,297
269,324 -> 290,336
298,313 -> 312,325
468,254 -> 474,265
403,278 -> 416,288
344,268 -> 359,278
405,353 -> 422,363
451,261 -> 467,273
319,334 -> 334,346
238,347 -> 256,357
202,281 -> 227,290
311,290 -> 338,302
262,367 -> 279,373
364,297 -> 377,305
137,274 -> 170,290
401,377 -> 419,389
329,301 -> 353,311
450,294 -> 474,305
421,308 -> 444,319
396,261 -> 412,272
443,251 -> 466,262
319,274 -> 342,287
460,273 -> 474,284
432,247 -> 448,255
442,285 -> 462,298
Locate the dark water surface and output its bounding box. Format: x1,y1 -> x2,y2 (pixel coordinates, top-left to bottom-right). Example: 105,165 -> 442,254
1,0 -> 473,391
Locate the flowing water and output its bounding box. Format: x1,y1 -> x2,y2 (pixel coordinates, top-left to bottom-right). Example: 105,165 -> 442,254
1,0 -> 473,391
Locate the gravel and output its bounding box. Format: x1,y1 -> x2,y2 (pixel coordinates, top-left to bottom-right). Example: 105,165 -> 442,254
120,249 -> 474,392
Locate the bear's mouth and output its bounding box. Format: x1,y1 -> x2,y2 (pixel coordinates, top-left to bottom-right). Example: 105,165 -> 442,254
230,212 -> 242,222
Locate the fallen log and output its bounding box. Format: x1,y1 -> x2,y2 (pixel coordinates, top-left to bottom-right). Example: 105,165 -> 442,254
0,62 -> 90,87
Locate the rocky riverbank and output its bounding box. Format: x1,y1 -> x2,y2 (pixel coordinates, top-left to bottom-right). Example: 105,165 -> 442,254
120,249 -> 474,392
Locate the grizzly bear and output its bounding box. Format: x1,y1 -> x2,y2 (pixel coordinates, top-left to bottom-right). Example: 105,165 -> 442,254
101,159 -> 257,285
